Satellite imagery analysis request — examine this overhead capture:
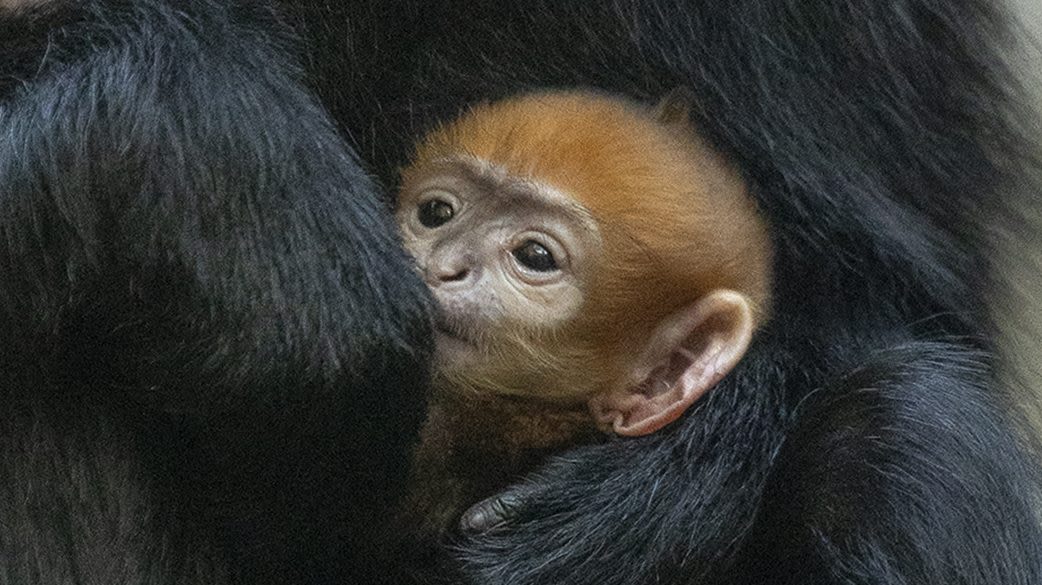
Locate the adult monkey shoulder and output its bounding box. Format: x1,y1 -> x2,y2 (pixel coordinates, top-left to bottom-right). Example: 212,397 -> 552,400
0,1 -> 432,584
282,1 -> 1042,584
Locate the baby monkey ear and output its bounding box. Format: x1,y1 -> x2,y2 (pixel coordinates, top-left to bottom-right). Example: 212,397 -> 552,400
588,290 -> 754,436
652,86 -> 698,130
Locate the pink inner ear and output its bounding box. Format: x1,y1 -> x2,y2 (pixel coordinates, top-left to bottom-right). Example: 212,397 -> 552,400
592,347 -> 718,437
640,348 -> 700,397
590,290 -> 755,437
620,359 -> 713,436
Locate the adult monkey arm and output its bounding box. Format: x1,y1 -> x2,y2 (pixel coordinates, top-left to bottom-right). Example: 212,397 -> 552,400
0,1 -> 431,584
284,0 -> 1042,583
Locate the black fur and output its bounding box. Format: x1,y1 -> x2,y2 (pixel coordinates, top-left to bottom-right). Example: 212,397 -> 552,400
282,0 -> 1042,583
2,0 -> 1041,584
0,1 -> 432,584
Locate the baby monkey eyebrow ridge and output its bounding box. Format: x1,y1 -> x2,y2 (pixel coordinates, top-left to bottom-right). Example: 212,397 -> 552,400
450,155 -> 601,234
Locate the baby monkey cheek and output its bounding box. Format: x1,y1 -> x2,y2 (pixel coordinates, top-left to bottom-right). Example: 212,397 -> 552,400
509,281 -> 586,328
435,285 -> 504,322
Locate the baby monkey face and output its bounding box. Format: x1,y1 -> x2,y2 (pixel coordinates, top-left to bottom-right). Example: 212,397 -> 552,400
396,158 -> 602,369
396,89 -> 768,431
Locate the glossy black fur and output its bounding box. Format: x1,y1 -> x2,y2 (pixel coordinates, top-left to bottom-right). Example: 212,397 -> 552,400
0,1 -> 432,584
2,0 -> 1041,584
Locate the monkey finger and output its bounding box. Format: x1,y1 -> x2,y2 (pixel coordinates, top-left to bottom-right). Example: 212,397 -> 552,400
458,485 -> 538,534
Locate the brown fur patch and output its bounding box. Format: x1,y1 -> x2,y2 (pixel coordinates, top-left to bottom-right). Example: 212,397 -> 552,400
397,393 -> 601,538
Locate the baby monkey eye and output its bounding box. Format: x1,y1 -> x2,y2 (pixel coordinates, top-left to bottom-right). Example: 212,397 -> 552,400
418,199 -> 455,228
513,240 -> 558,272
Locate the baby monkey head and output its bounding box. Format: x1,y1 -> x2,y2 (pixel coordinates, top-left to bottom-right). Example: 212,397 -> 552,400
396,90 -> 771,436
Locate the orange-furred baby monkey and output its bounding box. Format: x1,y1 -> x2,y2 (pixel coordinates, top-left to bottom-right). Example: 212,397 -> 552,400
394,89 -> 771,538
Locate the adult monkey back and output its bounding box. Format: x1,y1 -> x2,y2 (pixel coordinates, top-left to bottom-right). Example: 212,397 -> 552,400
285,0 -> 1042,583
0,1 -> 432,584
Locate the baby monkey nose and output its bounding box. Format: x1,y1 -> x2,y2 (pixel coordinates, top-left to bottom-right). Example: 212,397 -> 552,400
437,266 -> 470,283
427,253 -> 478,286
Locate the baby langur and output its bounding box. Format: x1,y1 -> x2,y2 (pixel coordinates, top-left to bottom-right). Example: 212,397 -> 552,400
395,89 -> 771,538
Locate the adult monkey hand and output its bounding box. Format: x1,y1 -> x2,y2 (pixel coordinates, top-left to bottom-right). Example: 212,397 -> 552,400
460,482 -> 542,534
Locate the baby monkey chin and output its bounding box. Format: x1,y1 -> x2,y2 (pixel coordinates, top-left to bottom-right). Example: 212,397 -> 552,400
432,312 -> 484,365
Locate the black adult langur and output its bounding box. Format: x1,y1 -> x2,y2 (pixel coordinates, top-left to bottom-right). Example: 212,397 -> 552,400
3,2 -> 1042,585
282,0 -> 1042,583
0,1 -> 432,584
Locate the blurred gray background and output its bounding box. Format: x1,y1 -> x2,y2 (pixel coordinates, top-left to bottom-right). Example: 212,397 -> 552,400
995,0 -> 1042,431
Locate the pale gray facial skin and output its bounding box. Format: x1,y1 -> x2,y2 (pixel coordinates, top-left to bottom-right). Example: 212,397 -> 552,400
395,158 -> 601,372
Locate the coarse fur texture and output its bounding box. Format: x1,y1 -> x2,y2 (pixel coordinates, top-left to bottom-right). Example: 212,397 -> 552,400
1,0 -> 1041,585
0,0 -> 47,12
992,0 -> 1042,435
0,1 -> 432,584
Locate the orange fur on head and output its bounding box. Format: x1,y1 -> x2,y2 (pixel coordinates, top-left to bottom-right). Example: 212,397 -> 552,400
404,91 -> 772,388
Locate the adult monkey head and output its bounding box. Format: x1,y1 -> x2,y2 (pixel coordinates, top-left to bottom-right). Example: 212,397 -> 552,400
397,90 -> 771,436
